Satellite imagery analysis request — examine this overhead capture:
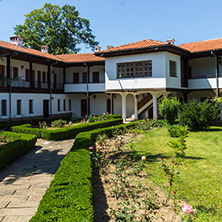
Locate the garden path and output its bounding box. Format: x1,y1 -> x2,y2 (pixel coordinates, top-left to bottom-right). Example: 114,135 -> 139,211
0,137 -> 74,222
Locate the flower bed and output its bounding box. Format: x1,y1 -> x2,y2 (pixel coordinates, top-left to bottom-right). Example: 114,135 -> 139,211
0,131 -> 37,169
30,121 -> 138,222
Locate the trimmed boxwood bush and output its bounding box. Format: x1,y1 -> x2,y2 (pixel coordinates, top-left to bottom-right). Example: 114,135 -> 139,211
0,131 -> 37,169
0,114 -> 72,131
11,118 -> 123,141
30,121 -> 137,222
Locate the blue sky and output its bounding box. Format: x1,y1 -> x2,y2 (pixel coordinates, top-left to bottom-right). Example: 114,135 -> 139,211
0,0 -> 222,53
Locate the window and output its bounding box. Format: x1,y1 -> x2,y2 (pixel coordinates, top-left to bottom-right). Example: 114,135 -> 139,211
170,60 -> 177,77
93,72 -> 99,83
73,73 -> 79,84
17,100 -> 21,115
13,67 -> 18,78
117,60 -> 152,78
1,100 -> 7,116
63,99 -> 66,111
58,99 -> 60,111
42,72 -> 47,83
0,65 -> 5,76
69,99 -> 71,111
82,72 -> 87,83
25,69 -> 30,82
29,100 -> 33,114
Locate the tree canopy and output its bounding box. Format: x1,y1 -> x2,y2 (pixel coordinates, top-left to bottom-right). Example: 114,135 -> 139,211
14,3 -> 98,55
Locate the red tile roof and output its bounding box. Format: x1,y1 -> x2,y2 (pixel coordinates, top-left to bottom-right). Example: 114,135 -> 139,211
0,40 -> 63,62
95,39 -> 169,54
179,38 -> 222,53
56,53 -> 105,63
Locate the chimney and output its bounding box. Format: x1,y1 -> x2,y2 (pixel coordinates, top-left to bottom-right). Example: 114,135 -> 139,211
166,39 -> 175,44
10,36 -> 23,47
41,45 -> 49,53
94,46 -> 101,52
106,45 -> 113,49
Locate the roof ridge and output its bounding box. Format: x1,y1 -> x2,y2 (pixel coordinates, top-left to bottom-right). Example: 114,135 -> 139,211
180,37 -> 222,46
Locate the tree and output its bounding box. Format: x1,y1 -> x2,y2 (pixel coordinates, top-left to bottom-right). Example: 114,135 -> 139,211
159,97 -> 181,125
14,3 -> 98,54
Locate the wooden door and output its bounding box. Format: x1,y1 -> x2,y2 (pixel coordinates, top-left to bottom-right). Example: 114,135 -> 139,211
81,99 -> 87,117
43,100 -> 49,118
106,99 -> 111,114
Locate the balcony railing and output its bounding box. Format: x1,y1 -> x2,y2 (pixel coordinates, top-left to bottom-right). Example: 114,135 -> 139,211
65,80 -> 105,84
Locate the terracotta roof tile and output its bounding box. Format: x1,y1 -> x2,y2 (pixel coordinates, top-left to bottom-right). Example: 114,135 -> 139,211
57,53 -> 105,63
179,38 -> 222,53
0,40 -> 63,62
95,39 -> 169,54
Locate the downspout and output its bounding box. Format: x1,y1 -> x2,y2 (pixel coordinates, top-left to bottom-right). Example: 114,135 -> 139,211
211,51 -> 219,98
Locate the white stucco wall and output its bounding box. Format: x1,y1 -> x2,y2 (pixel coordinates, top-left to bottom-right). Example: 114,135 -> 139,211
165,52 -> 181,89
188,77 -> 222,89
105,51 -> 181,91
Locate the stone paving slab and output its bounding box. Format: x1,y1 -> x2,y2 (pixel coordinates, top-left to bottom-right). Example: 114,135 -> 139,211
0,137 -> 74,222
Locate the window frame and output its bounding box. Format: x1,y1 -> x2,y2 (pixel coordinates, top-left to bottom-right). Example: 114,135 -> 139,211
1,100 -> 7,116
17,99 -> 22,115
169,60 -> 177,77
117,60 -> 152,78
29,99 -> 33,114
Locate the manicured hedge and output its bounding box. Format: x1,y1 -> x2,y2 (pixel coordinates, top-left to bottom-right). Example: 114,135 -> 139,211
0,131 -> 37,169
30,121 -> 137,222
0,114 -> 73,131
11,118 -> 123,141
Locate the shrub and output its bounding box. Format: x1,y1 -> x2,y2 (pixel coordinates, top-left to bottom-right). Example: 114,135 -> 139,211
0,131 -> 37,169
30,120 -> 138,222
168,125 -> 188,138
159,97 -> 181,125
51,119 -> 67,128
11,118 -> 123,141
178,99 -> 219,130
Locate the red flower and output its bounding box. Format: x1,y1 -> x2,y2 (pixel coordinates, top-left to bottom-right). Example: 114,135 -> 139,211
155,193 -> 157,196
120,187 -> 123,190
3,136 -> 5,139
173,191 -> 176,194
105,156 -> 109,159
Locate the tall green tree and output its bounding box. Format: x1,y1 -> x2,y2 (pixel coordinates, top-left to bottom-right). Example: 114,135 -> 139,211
14,3 -> 98,54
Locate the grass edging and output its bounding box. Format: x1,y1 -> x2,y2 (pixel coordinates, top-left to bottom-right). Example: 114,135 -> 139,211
30,121 -> 137,222
11,118 -> 123,140
0,131 -> 37,169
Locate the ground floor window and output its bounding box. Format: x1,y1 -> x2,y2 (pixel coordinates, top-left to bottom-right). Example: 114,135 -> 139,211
69,99 -> 71,111
17,100 -> 21,115
1,100 -> 7,116
29,100 -> 33,114
58,99 -> 61,111
63,99 -> 66,111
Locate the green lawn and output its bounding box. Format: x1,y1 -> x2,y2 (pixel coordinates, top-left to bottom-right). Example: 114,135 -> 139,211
133,127 -> 222,221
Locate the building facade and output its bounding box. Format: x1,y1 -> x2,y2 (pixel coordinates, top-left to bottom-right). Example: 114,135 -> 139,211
0,36 -> 222,120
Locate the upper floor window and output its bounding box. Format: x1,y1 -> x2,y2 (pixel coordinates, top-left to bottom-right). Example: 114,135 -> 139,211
93,72 -> 99,83
82,72 -> 87,83
25,69 -> 30,82
73,73 -> 79,84
0,65 -> 5,76
29,99 -> 33,114
170,60 -> 177,77
117,60 -> 152,78
13,67 -> 18,78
